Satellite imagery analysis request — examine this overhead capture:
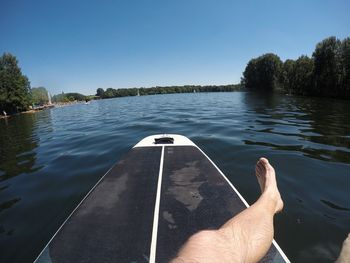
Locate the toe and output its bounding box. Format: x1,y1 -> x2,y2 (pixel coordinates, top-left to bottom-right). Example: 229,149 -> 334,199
255,166 -> 260,176
255,164 -> 262,176
257,162 -> 265,173
260,158 -> 273,171
259,157 -> 269,163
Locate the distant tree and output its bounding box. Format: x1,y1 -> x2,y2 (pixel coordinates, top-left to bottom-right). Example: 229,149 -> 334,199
31,87 -> 49,105
292,56 -> 314,95
312,36 -> 342,97
280,59 -> 296,94
242,36 -> 350,99
242,53 -> 283,91
104,88 -> 115,98
280,57 -> 314,96
96,88 -> 105,97
242,58 -> 258,89
0,53 -> 31,113
340,38 -> 350,98
52,92 -> 86,103
95,84 -> 241,99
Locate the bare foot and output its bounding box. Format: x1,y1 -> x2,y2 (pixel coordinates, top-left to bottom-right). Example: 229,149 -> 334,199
255,157 -> 284,213
336,233 -> 350,263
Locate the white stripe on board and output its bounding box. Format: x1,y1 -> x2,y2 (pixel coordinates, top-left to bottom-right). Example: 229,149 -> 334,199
149,146 -> 165,263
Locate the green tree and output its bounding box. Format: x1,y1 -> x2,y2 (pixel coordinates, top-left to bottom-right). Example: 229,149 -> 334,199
242,53 -> 282,92
51,92 -> 86,103
0,53 -> 31,113
312,36 -> 342,97
96,88 -> 105,98
31,87 -> 49,105
280,59 -> 296,94
340,38 -> 350,98
104,88 -> 115,98
292,56 -> 314,95
242,36 -> 350,98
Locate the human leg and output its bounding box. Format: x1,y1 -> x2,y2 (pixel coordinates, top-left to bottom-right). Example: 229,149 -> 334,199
336,233 -> 350,263
171,158 -> 283,263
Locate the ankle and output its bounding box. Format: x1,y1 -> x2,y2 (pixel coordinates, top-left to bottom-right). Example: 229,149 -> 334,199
260,192 -> 281,213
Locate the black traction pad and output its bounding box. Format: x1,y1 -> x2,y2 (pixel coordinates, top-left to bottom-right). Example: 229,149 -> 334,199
36,145 -> 286,263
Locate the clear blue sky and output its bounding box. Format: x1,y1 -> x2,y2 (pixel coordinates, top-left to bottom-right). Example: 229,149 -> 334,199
1,0 -> 349,95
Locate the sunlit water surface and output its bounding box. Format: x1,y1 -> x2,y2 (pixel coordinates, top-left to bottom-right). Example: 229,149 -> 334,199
0,92 -> 349,263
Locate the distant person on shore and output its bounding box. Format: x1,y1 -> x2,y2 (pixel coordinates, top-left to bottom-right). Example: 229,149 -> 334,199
171,157 -> 284,262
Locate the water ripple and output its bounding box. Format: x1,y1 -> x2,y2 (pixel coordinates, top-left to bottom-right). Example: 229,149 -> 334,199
0,92 -> 349,262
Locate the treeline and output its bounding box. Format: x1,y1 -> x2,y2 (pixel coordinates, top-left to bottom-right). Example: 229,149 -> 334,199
52,92 -> 86,103
96,84 -> 241,99
242,36 -> 350,98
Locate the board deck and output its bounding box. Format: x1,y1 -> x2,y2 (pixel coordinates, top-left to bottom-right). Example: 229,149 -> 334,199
35,134 -> 289,263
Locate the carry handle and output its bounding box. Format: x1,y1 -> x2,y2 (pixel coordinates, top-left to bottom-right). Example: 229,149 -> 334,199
154,137 -> 174,144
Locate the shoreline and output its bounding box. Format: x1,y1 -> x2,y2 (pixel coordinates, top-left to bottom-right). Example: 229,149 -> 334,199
53,101 -> 88,108
1,101 -> 90,119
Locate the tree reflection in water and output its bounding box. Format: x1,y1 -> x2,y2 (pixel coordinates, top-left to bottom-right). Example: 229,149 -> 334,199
243,92 -> 350,164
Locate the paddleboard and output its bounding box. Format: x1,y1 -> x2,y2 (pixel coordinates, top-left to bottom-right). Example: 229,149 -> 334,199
35,134 -> 289,263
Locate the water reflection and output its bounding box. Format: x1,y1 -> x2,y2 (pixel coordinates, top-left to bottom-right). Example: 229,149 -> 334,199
0,113 -> 42,181
243,92 -> 350,163
0,110 -> 50,242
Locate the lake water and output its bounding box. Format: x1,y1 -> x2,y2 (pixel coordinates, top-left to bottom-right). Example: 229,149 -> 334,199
0,92 -> 349,263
